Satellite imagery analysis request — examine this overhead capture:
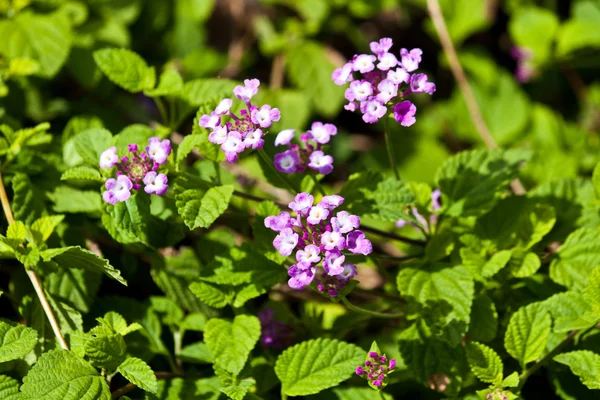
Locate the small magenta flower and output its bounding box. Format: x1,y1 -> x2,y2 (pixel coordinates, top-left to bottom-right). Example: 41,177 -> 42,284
201,78 -> 279,162
103,175 -> 133,205
100,146 -> 119,169
332,38 -> 435,126
396,188 -> 443,233
273,122 -> 337,176
100,137 -> 171,204
265,193 -> 371,296
511,46 -> 536,83
356,345 -> 397,390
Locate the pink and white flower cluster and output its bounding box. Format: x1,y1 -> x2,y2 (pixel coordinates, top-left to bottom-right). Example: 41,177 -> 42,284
331,37 -> 436,126
99,137 -> 171,204
264,193 -> 373,297
356,351 -> 397,388
273,122 -> 337,175
200,78 -> 280,163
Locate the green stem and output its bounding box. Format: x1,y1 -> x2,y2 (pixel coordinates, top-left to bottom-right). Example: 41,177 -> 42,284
383,116 -> 400,180
369,253 -> 424,262
154,97 -> 169,126
378,390 -> 386,400
311,174 -> 327,196
257,148 -> 299,193
341,296 -> 404,319
213,161 -> 222,185
517,326 -> 595,392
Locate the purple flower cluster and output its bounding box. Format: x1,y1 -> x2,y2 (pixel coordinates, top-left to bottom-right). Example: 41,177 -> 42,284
331,37 -> 435,126
200,78 -> 280,163
257,308 -> 294,349
264,193 -> 372,296
100,137 -> 171,204
396,189 -> 441,234
356,351 -> 397,388
511,46 -> 536,83
273,122 -> 337,175
487,388 -> 509,400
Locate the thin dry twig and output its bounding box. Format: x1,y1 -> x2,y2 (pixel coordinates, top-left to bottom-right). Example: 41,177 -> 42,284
426,0 -> 526,195
0,172 -> 69,351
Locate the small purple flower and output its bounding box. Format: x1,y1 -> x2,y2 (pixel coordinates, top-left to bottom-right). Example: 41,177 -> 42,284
308,122 -> 337,144
199,113 -> 220,129
319,195 -> 344,210
99,146 -> 118,169
128,144 -> 138,153
274,150 -> 300,174
243,129 -> 264,149
376,79 -> 398,103
264,212 -> 292,232
356,366 -> 364,376
353,54 -> 376,73
387,68 -> 409,84
410,73 -> 436,95
370,38 -> 393,56
215,98 -> 233,115
273,228 -> 299,257
321,231 -> 345,251
289,193 -> 314,215
372,380 -> 382,387
349,81 -> 373,102
296,244 -> 321,266
393,101 -> 417,127
395,219 -> 407,228
103,175 -> 133,204
146,137 -> 172,165
221,132 -> 245,163
307,205 -> 330,225
275,129 -> 295,146
233,78 -> 260,102
377,52 -> 398,71
331,211 -> 360,234
346,230 -> 372,255
511,46 -> 536,83
332,63 -> 353,85
361,98 -> 387,124
308,151 -> 334,175
431,189 -> 442,211
400,48 -> 423,72
208,125 -> 228,145
288,264 -> 316,290
339,264 -> 357,280
251,104 -> 281,128
323,250 -> 345,276
143,172 -> 168,195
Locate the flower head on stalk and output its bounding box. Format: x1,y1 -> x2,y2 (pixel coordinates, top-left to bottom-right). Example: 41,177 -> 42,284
264,193 -> 372,298
356,342 -> 397,390
396,188 -> 442,234
257,308 -> 295,349
200,79 -> 280,162
100,138 -> 171,205
331,37 -> 435,126
273,122 -> 337,175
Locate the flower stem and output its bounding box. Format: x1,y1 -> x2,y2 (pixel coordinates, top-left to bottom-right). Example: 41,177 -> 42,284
378,390 -> 387,400
311,174 -> 327,196
0,171 -> 69,350
341,296 -> 404,319
383,116 -> 400,181
257,148 -> 299,193
154,98 -> 169,126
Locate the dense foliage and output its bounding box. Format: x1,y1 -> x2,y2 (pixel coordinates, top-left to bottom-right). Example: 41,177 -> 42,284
1,0 -> 600,399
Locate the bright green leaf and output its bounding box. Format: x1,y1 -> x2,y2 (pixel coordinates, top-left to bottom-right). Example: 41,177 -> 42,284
61,166 -> 104,183
117,357 -> 158,394
93,48 -> 155,92
0,320 -> 38,363
504,303 -> 551,367
554,350 -> 600,389
465,341 -> 503,385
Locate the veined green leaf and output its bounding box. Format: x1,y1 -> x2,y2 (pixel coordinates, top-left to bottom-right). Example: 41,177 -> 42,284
0,320 -> 38,363
93,48 -> 155,92
504,302 -> 551,367
0,375 -> 19,400
214,366 -> 255,400
173,175 -> 233,230
554,350 -> 600,389
61,166 -> 104,183
465,341 -> 503,385
117,357 -> 158,394
550,227 -> 600,289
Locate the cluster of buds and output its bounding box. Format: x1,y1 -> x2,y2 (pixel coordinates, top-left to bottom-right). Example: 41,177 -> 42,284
264,193 -> 372,297
356,350 -> 397,388
487,388 -> 511,400
273,122 -> 337,175
332,37 -> 435,126
257,308 -> 295,349
396,189 -> 441,234
510,46 -> 536,84
200,78 -> 280,163
99,137 -> 171,204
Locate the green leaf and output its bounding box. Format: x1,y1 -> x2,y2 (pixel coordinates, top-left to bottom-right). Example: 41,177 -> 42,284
48,186 -> 103,214
113,124 -> 154,154
556,1 -> 600,56
435,149 -> 531,217
584,267 -> 600,314
594,162 -> 600,199
509,7 -> 559,65
150,296 -> 184,326
97,312 -> 141,336
93,48 -> 156,92
504,302 -> 551,367
189,281 -> 231,308
502,371 -> 520,388
179,342 -> 212,364
214,366 -> 255,400
176,133 -> 203,167
275,338 -> 365,396
550,227 -> 600,289
71,127 -> 113,166
204,314 -> 261,375
397,263 -> 474,346
173,175 -> 233,230
40,246 -> 127,285
20,349 -> 110,400
554,350 -> 600,389
286,41 -> 345,117
468,295 -> 498,343
85,325 -> 127,371
117,357 -> 158,394
30,215 -> 65,244
0,375 -> 19,400
61,166 -> 104,183
0,11 -> 72,78
181,313 -> 207,331
144,69 -> 183,97
465,341 -> 503,385
0,320 -> 38,363
182,78 -> 237,113
12,173 -> 47,225
7,220 -> 28,243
